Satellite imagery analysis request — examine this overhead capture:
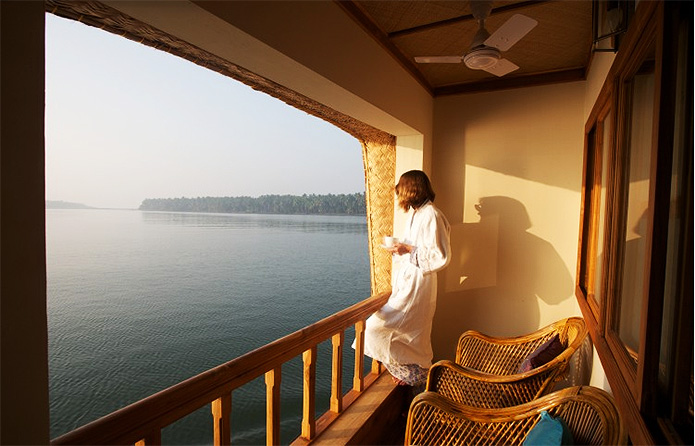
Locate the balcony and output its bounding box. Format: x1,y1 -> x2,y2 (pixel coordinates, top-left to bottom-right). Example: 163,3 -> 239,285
51,292 -> 407,445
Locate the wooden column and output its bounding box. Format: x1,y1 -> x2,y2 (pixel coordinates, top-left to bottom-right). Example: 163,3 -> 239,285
0,2 -> 49,445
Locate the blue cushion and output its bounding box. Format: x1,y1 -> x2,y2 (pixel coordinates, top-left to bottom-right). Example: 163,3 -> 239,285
518,334 -> 565,373
523,411 -> 574,446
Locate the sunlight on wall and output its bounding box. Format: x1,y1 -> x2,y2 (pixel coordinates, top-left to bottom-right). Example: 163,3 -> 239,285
445,164 -> 582,300
433,164 -> 582,360
430,81 -> 586,361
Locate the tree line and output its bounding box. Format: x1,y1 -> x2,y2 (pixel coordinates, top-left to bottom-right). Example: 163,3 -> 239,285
139,193 -> 367,215
46,200 -> 92,209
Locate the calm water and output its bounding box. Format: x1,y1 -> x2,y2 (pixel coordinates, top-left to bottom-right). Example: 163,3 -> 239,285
46,209 -> 371,444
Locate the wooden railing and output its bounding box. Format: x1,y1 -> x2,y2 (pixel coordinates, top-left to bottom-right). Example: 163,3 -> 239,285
51,292 -> 390,445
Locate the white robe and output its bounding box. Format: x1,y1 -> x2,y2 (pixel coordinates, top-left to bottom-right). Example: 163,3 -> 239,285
364,201 -> 451,369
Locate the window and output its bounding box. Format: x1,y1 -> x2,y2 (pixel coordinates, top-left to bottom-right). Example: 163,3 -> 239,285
577,1 -> 693,444
609,40 -> 656,375
579,100 -> 612,324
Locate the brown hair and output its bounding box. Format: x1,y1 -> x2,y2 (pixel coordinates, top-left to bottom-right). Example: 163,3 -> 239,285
395,170 -> 436,211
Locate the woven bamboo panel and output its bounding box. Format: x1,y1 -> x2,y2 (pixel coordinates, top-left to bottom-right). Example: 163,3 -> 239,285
361,138 -> 395,294
45,0 -> 396,295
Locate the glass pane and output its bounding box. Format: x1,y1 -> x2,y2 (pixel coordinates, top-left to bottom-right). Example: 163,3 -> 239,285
580,127 -> 597,296
593,110 -> 612,308
616,54 -> 655,363
658,12 -> 693,441
657,79 -> 688,399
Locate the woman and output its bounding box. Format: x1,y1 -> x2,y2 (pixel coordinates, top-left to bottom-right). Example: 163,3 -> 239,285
364,170 -> 451,388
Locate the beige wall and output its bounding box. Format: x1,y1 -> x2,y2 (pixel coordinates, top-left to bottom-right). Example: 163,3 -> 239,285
584,52 -> 617,119
430,82 -> 586,361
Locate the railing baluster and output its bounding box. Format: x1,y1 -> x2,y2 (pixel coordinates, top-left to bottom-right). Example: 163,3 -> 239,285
371,358 -> 382,374
265,367 -> 282,446
330,331 -> 344,413
301,347 -> 317,439
135,430 -> 161,446
212,392 -> 232,446
353,319 -> 366,392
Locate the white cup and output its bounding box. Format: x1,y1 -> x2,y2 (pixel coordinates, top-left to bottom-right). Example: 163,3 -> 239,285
383,236 -> 399,248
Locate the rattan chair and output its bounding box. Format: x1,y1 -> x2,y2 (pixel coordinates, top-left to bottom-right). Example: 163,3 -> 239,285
426,317 -> 587,408
405,385 -> 626,446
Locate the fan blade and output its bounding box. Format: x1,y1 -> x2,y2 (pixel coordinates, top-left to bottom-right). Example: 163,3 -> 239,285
484,14 -> 537,51
483,58 -> 519,77
414,56 -> 463,64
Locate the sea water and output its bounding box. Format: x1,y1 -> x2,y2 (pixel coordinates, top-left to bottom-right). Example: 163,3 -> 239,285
46,209 -> 371,444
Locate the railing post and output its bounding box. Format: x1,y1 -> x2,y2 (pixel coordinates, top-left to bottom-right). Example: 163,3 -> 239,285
330,331 -> 344,413
301,347 -> 317,440
353,319 -> 366,392
371,358 -> 383,374
212,392 -> 232,446
265,367 -> 282,446
135,430 -> 161,446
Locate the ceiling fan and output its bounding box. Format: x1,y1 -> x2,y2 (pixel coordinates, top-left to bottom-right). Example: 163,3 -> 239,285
414,0 -> 538,77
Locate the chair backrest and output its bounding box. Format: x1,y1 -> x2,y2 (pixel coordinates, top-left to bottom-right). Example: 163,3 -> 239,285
455,317 -> 587,376
427,360 -> 557,408
405,386 -> 626,446
427,318 -> 588,408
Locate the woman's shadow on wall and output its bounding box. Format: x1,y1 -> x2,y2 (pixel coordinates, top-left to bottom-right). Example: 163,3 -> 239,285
433,196 -> 574,360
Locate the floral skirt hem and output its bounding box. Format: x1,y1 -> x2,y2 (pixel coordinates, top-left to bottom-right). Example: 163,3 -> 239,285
383,363 -> 428,387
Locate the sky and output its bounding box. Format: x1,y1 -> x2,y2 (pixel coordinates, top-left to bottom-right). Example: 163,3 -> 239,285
45,14 -> 365,210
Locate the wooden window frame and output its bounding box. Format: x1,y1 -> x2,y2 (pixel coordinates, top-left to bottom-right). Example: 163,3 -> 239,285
606,27 -> 657,397
579,93 -> 614,331
576,1 -> 693,444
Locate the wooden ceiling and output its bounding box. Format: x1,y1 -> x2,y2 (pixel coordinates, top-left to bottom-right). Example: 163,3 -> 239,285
338,0 -> 594,96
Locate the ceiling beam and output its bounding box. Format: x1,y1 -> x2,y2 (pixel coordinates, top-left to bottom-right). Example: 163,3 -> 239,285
388,0 -> 550,39
433,67 -> 586,96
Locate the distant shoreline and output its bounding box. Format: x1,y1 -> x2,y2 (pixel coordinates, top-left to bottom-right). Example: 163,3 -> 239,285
139,193 -> 367,216
45,200 -> 94,210
46,193 -> 368,216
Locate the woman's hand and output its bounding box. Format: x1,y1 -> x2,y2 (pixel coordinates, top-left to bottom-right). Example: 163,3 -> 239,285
389,242 -> 413,256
